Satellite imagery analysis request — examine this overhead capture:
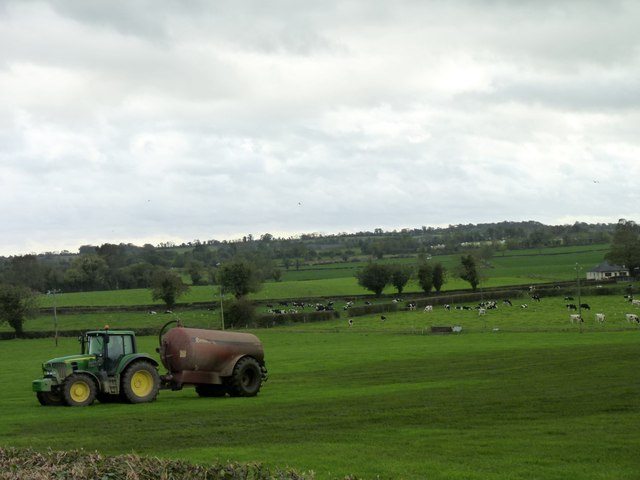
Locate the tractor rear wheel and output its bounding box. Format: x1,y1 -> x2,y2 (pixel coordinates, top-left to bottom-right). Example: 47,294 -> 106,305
36,391 -> 64,406
63,374 -> 97,407
195,384 -> 227,397
121,361 -> 160,404
228,357 -> 262,397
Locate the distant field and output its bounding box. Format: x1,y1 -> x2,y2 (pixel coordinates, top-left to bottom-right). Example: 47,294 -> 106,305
2,327 -> 638,479
20,294 -> 640,335
38,244 -> 610,308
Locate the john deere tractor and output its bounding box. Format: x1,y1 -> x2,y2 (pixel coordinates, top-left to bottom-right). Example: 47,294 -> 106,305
32,328 -> 160,407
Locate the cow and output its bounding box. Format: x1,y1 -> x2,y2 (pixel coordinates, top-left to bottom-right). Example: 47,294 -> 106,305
564,296 -> 574,301
566,304 -> 578,311
595,313 -> 606,324
348,319 -> 354,327
520,304 -> 528,309
443,304 -> 451,311
424,305 -> 433,312
531,294 -> 541,302
380,315 -> 386,322
580,303 -> 591,310
632,299 -> 640,308
625,313 -> 640,324
407,302 -> 417,311
570,314 -> 583,324
503,299 -> 512,306
478,308 -> 486,316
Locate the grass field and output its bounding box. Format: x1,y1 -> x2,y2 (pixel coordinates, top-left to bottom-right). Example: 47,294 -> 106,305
2,324 -> 638,479
37,245 -> 609,308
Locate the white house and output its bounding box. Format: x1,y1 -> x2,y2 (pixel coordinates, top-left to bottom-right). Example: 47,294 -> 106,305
586,261 -> 629,281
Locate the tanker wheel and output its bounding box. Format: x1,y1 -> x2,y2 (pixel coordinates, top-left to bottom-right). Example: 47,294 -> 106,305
62,374 -> 97,407
195,384 -> 227,397
228,357 -> 262,397
36,391 -> 64,406
121,361 -> 160,404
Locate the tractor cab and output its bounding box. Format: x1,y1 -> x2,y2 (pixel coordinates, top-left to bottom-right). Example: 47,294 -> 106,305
81,329 -> 137,374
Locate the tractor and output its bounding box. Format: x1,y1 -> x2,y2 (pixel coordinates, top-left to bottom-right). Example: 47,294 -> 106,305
32,323 -> 267,406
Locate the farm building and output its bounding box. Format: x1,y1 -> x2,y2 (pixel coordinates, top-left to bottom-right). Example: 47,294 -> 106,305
586,261 -> 629,281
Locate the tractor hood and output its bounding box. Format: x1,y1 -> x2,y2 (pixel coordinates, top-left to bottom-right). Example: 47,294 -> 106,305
44,354 -> 96,366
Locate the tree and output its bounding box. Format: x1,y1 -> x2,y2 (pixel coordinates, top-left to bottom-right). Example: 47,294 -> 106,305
356,263 -> 391,297
459,255 -> 479,290
63,254 -> 108,291
432,263 -> 446,292
216,260 -> 262,299
606,219 -> 640,276
390,265 -> 412,294
416,263 -> 434,294
187,260 -> 205,285
150,269 -> 190,309
0,284 -> 38,335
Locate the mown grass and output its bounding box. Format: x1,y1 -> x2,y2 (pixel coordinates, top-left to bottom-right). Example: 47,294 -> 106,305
1,326 -> 638,479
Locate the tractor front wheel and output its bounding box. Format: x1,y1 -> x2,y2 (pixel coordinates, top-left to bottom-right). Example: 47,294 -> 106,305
121,361 -> 160,404
36,391 -> 64,406
63,374 -> 97,407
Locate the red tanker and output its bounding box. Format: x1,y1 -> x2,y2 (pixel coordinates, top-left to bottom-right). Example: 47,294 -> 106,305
158,322 -> 267,397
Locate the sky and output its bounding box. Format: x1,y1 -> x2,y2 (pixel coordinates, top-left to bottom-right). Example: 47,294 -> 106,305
1,0 -> 639,256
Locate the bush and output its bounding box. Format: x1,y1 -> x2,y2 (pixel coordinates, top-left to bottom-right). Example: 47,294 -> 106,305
223,298 -> 257,329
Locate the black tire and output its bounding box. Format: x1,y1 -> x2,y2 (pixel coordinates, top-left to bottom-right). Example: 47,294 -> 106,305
195,384 -> 227,397
121,361 -> 160,404
63,373 -> 97,407
228,357 -> 262,397
36,391 -> 64,406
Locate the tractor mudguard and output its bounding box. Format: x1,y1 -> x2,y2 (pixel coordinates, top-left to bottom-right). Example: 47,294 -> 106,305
115,353 -> 159,375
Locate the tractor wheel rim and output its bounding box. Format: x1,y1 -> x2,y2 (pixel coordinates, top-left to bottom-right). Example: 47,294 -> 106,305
131,371 -> 153,397
70,381 -> 90,403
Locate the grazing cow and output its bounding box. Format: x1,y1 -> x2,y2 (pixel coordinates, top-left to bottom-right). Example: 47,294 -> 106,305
407,302 -> 417,311
503,299 -> 512,306
348,319 -> 353,327
148,310 -> 157,315
380,315 -> 386,322
520,304 -> 528,309
570,314 -> 583,324
478,308 -> 486,316
632,299 -> 640,307
566,304 -> 578,311
443,304 -> 451,311
455,305 -> 464,310
424,305 -> 433,312
564,296 -> 574,301
580,303 -> 591,310
392,298 -> 400,304
625,313 -> 640,324
164,310 -> 173,314
595,313 -> 606,324
452,325 -> 463,333
364,301 -> 372,306
531,294 -> 541,302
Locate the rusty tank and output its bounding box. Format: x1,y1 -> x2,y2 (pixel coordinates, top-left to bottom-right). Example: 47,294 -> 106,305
158,321 -> 267,397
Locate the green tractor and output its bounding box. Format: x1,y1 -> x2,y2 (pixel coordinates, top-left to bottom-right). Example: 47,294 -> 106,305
32,328 -> 160,407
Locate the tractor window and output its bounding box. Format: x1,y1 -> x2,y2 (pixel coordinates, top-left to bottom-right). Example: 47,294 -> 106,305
123,335 -> 134,355
108,336 -> 124,361
87,336 -> 104,355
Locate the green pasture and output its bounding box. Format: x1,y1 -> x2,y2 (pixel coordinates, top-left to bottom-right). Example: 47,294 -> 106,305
18,294 -> 640,335
1,326 -> 638,479
38,244 -> 609,308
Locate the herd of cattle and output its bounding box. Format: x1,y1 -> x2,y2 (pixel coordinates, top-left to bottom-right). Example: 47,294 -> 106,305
416,294 -> 640,325
265,293 -> 640,327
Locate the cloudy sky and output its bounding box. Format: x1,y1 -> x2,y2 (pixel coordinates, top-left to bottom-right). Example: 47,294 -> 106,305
1,0 -> 639,256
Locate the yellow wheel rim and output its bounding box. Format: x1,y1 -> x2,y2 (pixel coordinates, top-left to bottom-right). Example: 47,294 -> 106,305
69,381 -> 90,403
131,370 -> 153,397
